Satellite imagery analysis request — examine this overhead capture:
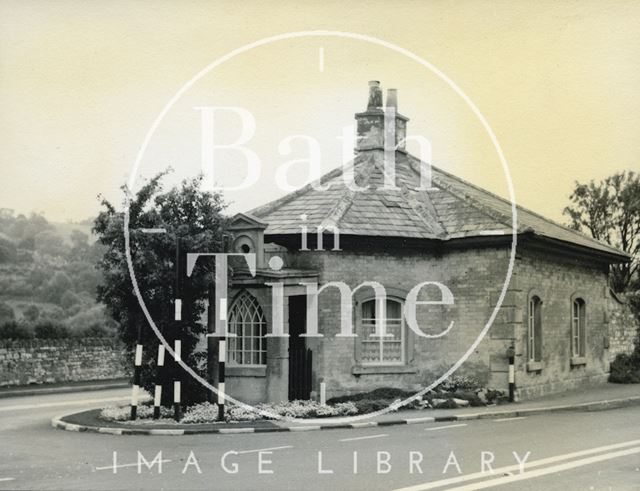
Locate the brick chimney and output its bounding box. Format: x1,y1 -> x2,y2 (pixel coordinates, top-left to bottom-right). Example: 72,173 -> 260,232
355,81 -> 409,152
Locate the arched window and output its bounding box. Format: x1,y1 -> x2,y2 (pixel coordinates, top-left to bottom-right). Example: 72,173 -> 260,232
227,291 -> 267,366
359,298 -> 405,366
571,298 -> 586,358
527,296 -> 542,362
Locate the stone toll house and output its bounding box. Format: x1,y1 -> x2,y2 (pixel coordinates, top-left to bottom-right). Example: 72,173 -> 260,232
203,81 -> 636,404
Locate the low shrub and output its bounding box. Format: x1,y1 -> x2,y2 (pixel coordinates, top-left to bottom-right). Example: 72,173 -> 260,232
0,320 -> 34,339
328,387 -> 414,404
100,404 -> 172,421
449,391 -> 485,407
34,320 -> 70,339
181,402 -> 220,423
352,399 -> 393,414
70,323 -> 115,338
609,353 -> 640,384
438,375 -> 482,393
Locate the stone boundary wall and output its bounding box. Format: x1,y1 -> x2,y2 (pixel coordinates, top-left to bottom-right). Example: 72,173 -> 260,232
608,291 -> 639,362
0,337 -> 128,387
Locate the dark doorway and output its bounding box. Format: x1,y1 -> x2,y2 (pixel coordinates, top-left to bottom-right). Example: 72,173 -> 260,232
288,295 -> 312,400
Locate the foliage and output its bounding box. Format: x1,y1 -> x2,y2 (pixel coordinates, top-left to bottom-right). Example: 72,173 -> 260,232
328,387 -> 414,403
437,375 -> 483,393
99,404 -> 172,422
94,171 -> 228,405
0,233 -> 17,263
33,320 -> 70,339
0,302 -> 15,324
563,171 -> 640,292
22,304 -> 40,322
181,402 -> 221,423
609,353 -> 640,384
0,321 -> 34,339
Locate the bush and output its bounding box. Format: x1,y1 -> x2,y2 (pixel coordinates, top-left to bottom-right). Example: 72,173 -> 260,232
34,320 -> 70,339
22,304 -> 40,323
438,375 -> 482,393
70,323 -> 115,338
99,404 -> 172,421
181,402 -> 220,423
0,320 -> 34,339
609,353 -> 640,384
450,391 -> 485,407
352,399 -> 393,414
0,302 -> 15,324
328,387 -> 414,404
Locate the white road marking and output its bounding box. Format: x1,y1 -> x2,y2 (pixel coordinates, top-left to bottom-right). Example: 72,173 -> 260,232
494,416 -> 527,422
339,433 -> 388,442
237,445 -> 293,454
443,446 -> 640,491
0,478 -> 15,482
95,460 -> 172,471
424,424 -> 467,431
0,395 -> 143,412
392,438 -> 640,491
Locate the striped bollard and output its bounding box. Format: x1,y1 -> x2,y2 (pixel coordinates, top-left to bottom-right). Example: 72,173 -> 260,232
218,338 -> 225,421
130,343 -> 143,420
217,296 -> 227,421
507,346 -> 516,402
153,344 -> 165,419
173,339 -> 182,421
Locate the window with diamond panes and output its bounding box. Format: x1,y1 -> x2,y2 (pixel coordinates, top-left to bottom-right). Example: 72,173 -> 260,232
227,291 -> 267,366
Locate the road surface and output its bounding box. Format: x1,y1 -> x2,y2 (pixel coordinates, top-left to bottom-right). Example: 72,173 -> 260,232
0,388 -> 639,490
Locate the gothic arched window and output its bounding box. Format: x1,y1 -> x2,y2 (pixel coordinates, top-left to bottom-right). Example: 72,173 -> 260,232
227,291 -> 267,366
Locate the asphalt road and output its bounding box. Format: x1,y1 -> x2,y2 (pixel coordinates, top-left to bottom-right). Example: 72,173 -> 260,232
1,388 -> 639,490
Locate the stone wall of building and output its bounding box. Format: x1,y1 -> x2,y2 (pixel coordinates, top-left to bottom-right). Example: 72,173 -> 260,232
291,245 -> 512,400
607,292 -> 639,362
0,338 -> 128,387
513,246 -> 611,400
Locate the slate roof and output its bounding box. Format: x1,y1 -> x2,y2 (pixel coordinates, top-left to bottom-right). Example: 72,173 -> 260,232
248,149 -> 629,261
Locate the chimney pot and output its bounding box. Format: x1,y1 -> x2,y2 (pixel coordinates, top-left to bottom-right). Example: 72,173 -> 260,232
367,80 -> 383,110
386,89 -> 398,110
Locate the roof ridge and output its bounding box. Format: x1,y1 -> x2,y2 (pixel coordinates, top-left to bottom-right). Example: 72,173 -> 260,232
370,151 -> 447,237
248,157 -> 358,218
320,152 -> 376,229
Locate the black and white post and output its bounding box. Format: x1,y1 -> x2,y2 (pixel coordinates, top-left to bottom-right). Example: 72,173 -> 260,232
173,237 -> 184,421
217,270 -> 227,422
130,342 -> 143,420
153,343 -> 165,419
507,345 -> 516,402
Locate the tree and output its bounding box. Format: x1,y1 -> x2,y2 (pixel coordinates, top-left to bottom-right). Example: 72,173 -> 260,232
41,272 -> 73,304
564,171 -> 640,292
0,302 -> 15,325
22,304 -> 40,323
94,171 -> 228,405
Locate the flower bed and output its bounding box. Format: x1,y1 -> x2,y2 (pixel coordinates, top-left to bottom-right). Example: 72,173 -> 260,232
99,400 -> 358,424
98,376 -> 507,424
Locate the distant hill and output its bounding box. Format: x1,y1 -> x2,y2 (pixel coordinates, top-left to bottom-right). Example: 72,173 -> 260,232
51,221 -> 96,243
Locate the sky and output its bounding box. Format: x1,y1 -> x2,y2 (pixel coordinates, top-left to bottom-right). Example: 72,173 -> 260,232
0,0 -> 639,224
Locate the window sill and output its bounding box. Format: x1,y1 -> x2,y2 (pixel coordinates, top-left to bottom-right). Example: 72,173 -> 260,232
526,361 -> 544,372
352,365 -> 417,375
570,356 -> 587,367
226,366 -> 267,377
